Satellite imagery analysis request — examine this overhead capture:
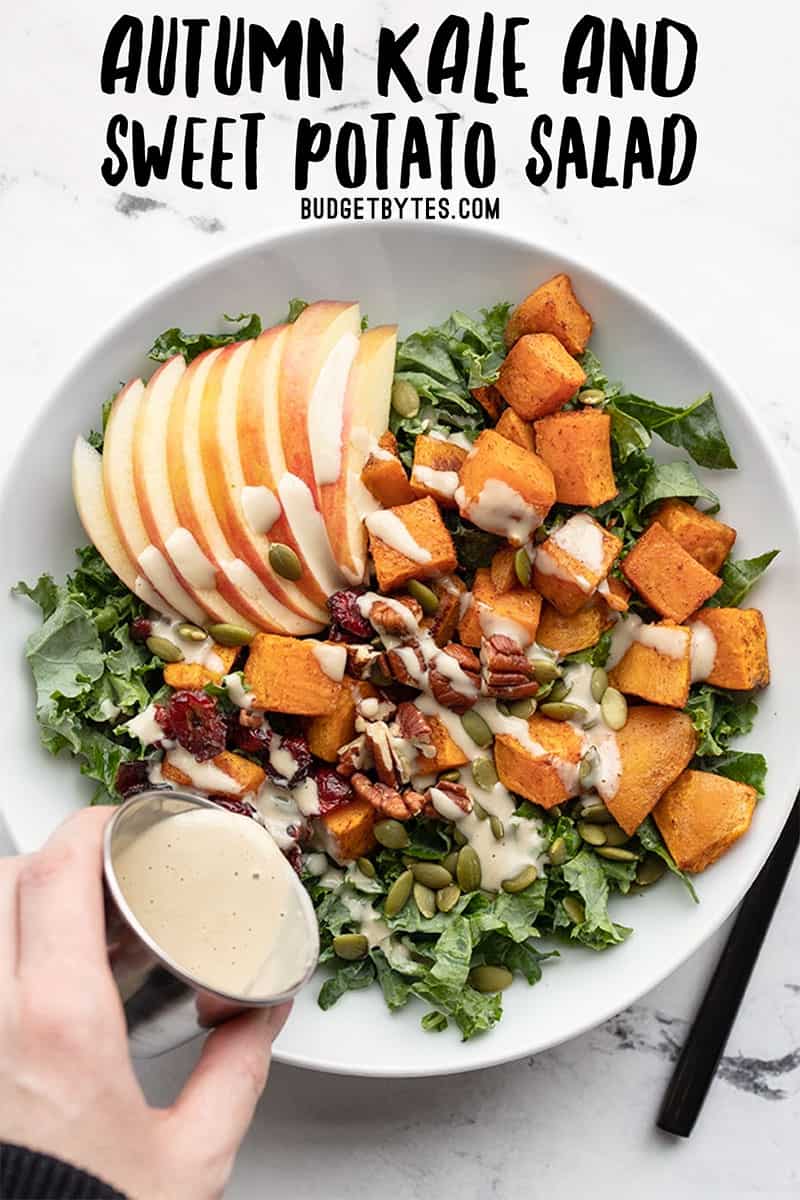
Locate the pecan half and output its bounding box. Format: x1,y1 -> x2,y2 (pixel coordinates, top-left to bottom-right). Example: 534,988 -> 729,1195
480,634 -> 538,700
425,779 -> 473,818
351,773 -> 427,821
336,734 -> 371,778
355,695 -> 397,725
430,643 -> 481,713
345,643 -> 381,681
385,641 -> 428,688
367,596 -> 423,636
363,722 -> 401,788
394,701 -> 434,757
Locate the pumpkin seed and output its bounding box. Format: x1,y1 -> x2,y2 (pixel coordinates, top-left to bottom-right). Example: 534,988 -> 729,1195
456,845 -> 482,892
436,883 -> 461,913
596,846 -> 638,862
176,622 -> 208,643
539,701 -> 586,722
357,857 -> 376,878
578,388 -> 606,406
205,623 -> 255,648
333,933 -> 369,960
391,379 -> 420,418
502,864 -> 538,893
469,965 -> 513,993
563,895 -> 586,924
453,828 -> 468,847
384,869 -> 414,917
548,836 -> 568,866
590,667 -> 609,703
374,819 -> 410,850
578,746 -> 599,786
603,825 -> 630,848
472,756 -> 498,791
578,801 -> 614,824
438,769 -> 461,783
601,687 -> 628,731
533,660 -> 561,684
473,800 -> 488,821
578,821 -> 607,847
460,709 -> 493,748
411,863 -> 453,889
496,701 -> 512,717
636,854 -> 667,886
508,697 -> 535,720
514,547 -> 532,587
550,805 -> 563,818
548,679 -> 570,703
442,851 -> 460,876
268,543 -> 302,581
407,579 -> 439,615
413,882 -> 437,919
146,635 -> 184,663
490,816 -> 505,841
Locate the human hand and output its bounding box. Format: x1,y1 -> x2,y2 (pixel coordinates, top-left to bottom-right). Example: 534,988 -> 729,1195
0,806 -> 290,1200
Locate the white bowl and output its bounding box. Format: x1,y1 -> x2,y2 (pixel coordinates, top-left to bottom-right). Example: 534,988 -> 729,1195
2,223 -> 798,1077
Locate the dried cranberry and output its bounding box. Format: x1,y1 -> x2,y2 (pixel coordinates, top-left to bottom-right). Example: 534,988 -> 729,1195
315,767 -> 354,814
213,796 -> 258,820
115,760 -> 152,798
231,721 -> 272,755
285,845 -> 304,876
281,734 -> 312,785
156,690 -> 227,762
130,617 -> 153,643
328,589 -> 372,641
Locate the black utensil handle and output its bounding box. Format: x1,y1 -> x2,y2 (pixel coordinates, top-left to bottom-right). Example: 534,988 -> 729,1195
657,794 -> 800,1138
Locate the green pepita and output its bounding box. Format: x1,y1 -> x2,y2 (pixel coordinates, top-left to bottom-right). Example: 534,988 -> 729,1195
563,895 -> 586,924
578,388 -> 606,406
490,815 -> 505,842
205,623 -> 255,648
502,864 -> 538,893
514,547 -> 532,588
357,857 -> 376,878
496,701 -> 512,717
539,701 -> 586,722
438,769 -> 461,784
176,622 -> 208,643
374,819 -> 410,850
407,579 -> 439,615
456,845 -> 482,892
600,687 -> 628,731
473,799 -> 488,821
384,869 -> 414,917
508,697 -> 535,720
578,747 -> 599,786
268,543 -> 302,581
471,756 -> 498,791
460,709 -> 493,748
590,667 -> 609,703
533,660 -> 561,685
436,883 -> 461,913
548,836 -> 568,866
578,802 -> 614,824
442,851 -> 460,876
603,825 -> 630,847
469,965 -> 513,993
413,882 -> 437,919
578,821 -> 607,847
595,846 -> 638,862
636,855 -> 667,886
411,863 -> 453,889
548,679 -> 570,703
333,933 -> 369,960
391,379 -> 420,418
146,635 -> 184,663
453,828 -> 468,847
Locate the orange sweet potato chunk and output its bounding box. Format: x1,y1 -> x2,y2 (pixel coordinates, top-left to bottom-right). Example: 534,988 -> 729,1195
496,333 -> 586,420
653,770 -> 757,872
316,798 -> 377,863
536,598 -> 614,656
505,274 -> 593,357
162,750 -> 266,798
244,634 -> 343,715
163,644 -> 239,690
532,514 -> 621,616
692,608 -> 770,690
410,434 -> 468,507
651,499 -> 736,574
490,546 -> 518,594
533,410 -> 617,507
495,407 -> 537,453
421,576 -> 467,647
456,429 -> 556,546
471,384 -> 505,421
458,567 -> 543,648
361,436 -> 416,508
605,707 -> 697,835
608,623 -> 692,708
306,679 -> 378,763
495,714 -> 582,809
367,496 -> 457,592
414,715 -> 470,775
622,523 -> 722,622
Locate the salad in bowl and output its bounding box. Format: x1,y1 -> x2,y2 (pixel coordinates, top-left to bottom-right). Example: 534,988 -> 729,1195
16,273 -> 776,1041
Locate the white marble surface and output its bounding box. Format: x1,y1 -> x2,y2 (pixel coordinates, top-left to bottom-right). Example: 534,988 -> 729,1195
1,1 -> 799,1196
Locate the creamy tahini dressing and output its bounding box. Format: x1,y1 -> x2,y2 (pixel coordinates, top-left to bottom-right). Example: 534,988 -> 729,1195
636,623 -> 690,659
411,464 -> 460,500
550,513 -> 606,575
277,473 -> 346,594
455,478 -> 545,546
222,672 -> 254,709
308,332 -> 361,486
690,620 -> 718,683
164,746 -> 240,794
364,510 -> 433,563
240,485 -> 280,536
312,642 -> 347,682
164,527 -> 218,591
125,703 -> 165,746
148,617 -> 225,674
137,545 -> 207,627
429,429 -> 473,452
534,547 -> 592,593
477,602 -> 533,648
112,807 -> 315,999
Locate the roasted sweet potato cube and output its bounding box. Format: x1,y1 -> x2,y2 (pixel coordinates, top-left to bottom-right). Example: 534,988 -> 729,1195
604,707 -> 697,835
651,499 -> 736,574
533,514 -> 621,616
366,496 -> 457,592
495,714 -> 582,809
536,598 -> 614,656
622,523 -> 722,622
608,622 -> 692,708
600,576 -> 630,613
414,714 -> 470,775
455,429 -> 556,546
533,410 -> 617,507
410,434 -> 468,507
472,384 -> 505,420
306,679 -> 378,763
163,643 -> 239,690
421,576 -> 467,647
495,407 -> 536,452
244,634 -> 343,715
692,608 -> 770,690
496,333 -> 586,420
315,798 -> 377,863
162,750 -> 265,798
653,770 -> 757,872
458,568 -> 542,648
361,438 -> 416,508
490,546 -> 518,594
505,273 -> 593,357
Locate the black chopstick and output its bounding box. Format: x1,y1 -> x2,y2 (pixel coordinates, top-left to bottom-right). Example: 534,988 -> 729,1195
657,792 -> 800,1137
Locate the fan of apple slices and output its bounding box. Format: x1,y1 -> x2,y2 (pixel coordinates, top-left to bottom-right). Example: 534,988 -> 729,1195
72,302 -> 398,634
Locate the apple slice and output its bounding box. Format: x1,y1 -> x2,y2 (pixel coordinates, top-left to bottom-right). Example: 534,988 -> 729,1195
102,377 -> 207,624
198,335 -> 328,622
318,325 -> 398,584
167,345 -> 323,635
72,435 -> 173,615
